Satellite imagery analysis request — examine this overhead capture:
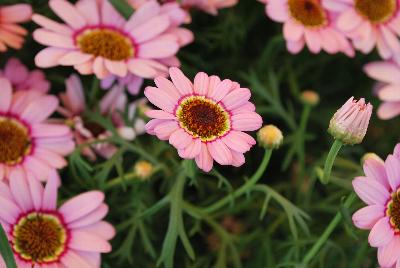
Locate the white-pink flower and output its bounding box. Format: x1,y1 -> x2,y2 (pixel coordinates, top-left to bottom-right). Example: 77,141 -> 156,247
0,77 -> 74,182
327,0 -> 400,60
33,0 -> 185,79
265,0 -> 354,55
352,144 -> 400,268
145,67 -> 262,172
364,60 -> 400,120
0,170 -> 115,268
59,74 -> 146,160
0,58 -> 50,93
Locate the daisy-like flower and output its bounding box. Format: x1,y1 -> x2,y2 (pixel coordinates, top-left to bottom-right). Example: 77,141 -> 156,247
59,74 -> 146,161
0,78 -> 74,181
265,0 -> 354,56
0,58 -> 50,93
0,4 -> 32,52
0,170 -> 115,268
352,143 -> 400,268
102,0 -> 194,95
328,0 -> 400,59
145,67 -> 263,172
33,0 -> 182,79
328,97 -> 372,145
364,60 -> 400,120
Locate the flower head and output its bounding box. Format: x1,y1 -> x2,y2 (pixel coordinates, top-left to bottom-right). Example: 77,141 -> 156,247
33,0 -> 187,80
0,58 -> 50,93
59,74 -> 146,161
265,0 -> 354,56
352,143 -> 400,267
364,60 -> 400,120
0,4 -> 32,52
0,170 -> 115,267
145,67 -> 262,172
257,124 -> 283,149
0,77 -> 74,181
328,97 -> 372,145
328,0 -> 400,59
300,90 -> 320,106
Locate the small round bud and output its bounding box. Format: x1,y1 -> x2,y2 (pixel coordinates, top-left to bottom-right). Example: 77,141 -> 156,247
328,97 -> 372,145
361,153 -> 383,165
117,126 -> 136,141
301,90 -> 320,106
257,125 -> 283,149
134,160 -> 154,180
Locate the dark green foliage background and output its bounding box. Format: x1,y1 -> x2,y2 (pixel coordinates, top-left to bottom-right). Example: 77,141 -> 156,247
2,0 -> 400,267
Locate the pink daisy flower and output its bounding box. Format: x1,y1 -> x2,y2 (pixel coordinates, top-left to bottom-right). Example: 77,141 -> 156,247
364,60 -> 400,120
0,4 -> 32,52
145,67 -> 262,172
265,0 -> 354,56
102,0 -> 194,95
0,170 -> 115,268
352,143 -> 400,268
0,58 -> 50,93
33,0 -> 182,79
59,74 -> 146,161
329,0 -> 400,59
0,78 -> 74,182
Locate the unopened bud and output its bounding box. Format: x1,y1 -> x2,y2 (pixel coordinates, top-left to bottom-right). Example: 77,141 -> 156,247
257,125 -> 283,149
300,90 -> 320,106
134,160 -> 154,180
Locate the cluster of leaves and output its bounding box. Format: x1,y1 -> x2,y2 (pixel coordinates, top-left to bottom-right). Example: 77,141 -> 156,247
2,0 -> 400,267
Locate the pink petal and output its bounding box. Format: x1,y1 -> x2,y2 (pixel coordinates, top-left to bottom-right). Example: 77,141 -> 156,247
78,221 -> 115,240
104,60 -> 128,77
0,77 -> 12,113
9,168 -> 33,212
35,47 -> 68,68
368,217 -> 394,247
145,109 -> 176,120
266,0 -> 289,22
195,143 -> 213,172
169,128 -> 193,149
231,150 -> 245,167
283,20 -> 303,42
130,15 -> 170,43
154,76 -> 181,100
61,250 -> 92,268
21,95 -> 58,123
193,72 -> 209,96
34,148 -> 67,169
222,131 -> 253,153
0,195 -> 21,224
31,124 -> 71,138
49,0 -> 86,29
231,112 -> 263,131
93,57 -> 109,79
352,176 -> 390,205
124,1 -> 161,31
69,230 -> 111,253
352,205 -> 385,229
169,67 -> 193,95
364,61 -> 400,84
207,139 -> 232,165
27,177 -> 44,211
182,138 -> 202,159
378,85 -> 400,102
128,59 -> 158,78
75,0 -> 100,25
32,14 -> 73,35
138,39 -> 179,59
144,86 -> 176,113
364,157 -> 390,189
336,9 -> 362,32
23,156 -> 52,181
58,51 -> 93,66
42,170 -> 60,211
378,236 -> 400,267
209,79 -> 232,102
385,155 -> 400,191
33,29 -> 75,48
221,87 -> 251,110
0,4 -> 32,23
59,191 -> 104,223
378,102 -> 400,120
68,204 -> 108,229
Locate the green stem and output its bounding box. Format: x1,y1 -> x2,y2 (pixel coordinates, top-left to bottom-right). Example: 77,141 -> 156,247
0,223 -> 16,268
202,149 -> 273,214
302,192 -> 356,265
321,139 -> 343,185
297,105 -> 311,171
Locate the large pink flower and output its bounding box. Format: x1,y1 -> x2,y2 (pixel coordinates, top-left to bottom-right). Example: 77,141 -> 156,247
0,4 -> 32,52
0,170 -> 115,268
59,74 -> 146,161
265,0 -> 354,55
145,67 -> 262,172
102,0 -> 194,95
364,60 -> 400,120
352,144 -> 400,267
0,58 -> 50,93
0,78 -> 74,182
33,0 -> 183,79
327,0 -> 400,60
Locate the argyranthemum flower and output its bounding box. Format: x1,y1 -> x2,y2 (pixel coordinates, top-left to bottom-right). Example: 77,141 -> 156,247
59,74 -> 146,160
33,0 -> 181,79
352,143 -> 400,268
329,0 -> 400,59
0,4 -> 32,52
364,60 -> 400,120
0,78 -> 74,181
265,0 -> 354,56
0,58 -> 50,93
145,67 -> 262,172
102,0 -> 194,95
328,97 -> 372,145
0,170 -> 115,268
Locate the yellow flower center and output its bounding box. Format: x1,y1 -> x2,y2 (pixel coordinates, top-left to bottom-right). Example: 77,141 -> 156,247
12,212 -> 67,264
387,189 -> 400,232
176,96 -> 231,142
76,28 -> 134,61
288,0 -> 328,28
0,117 -> 31,165
355,0 -> 397,24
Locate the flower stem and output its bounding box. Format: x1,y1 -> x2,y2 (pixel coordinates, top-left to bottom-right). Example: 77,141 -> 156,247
202,149 -> 273,214
321,139 -> 343,184
298,104 -> 311,171
302,192 -> 356,265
